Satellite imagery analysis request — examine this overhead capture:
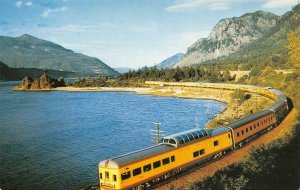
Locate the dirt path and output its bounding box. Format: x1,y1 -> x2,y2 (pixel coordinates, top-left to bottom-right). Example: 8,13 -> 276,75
154,109 -> 298,190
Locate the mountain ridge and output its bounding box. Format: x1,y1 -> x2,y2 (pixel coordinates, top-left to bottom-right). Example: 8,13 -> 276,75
0,34 -> 119,76
200,4 -> 300,69
175,10 -> 280,67
156,53 -> 184,69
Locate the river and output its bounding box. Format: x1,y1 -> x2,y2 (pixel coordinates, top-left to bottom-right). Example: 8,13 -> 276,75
0,81 -> 226,190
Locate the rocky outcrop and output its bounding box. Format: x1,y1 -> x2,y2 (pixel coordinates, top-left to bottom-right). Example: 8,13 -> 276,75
18,76 -> 34,90
16,72 -> 65,91
175,11 -> 279,67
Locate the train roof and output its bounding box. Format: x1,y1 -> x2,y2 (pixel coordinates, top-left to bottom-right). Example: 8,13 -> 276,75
99,144 -> 175,168
208,127 -> 231,136
267,100 -> 286,112
161,128 -> 209,147
99,127 -> 233,169
225,110 -> 273,130
268,89 -> 287,101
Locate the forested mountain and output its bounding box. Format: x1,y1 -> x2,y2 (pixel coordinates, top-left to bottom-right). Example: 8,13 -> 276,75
0,62 -> 75,81
175,11 -> 279,67
0,34 -> 119,77
113,5 -> 300,84
200,4 -> 300,70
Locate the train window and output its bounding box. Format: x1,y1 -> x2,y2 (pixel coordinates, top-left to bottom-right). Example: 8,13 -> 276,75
100,173 -> 102,180
195,131 -> 204,138
113,175 -> 117,182
162,158 -> 170,165
153,161 -> 161,169
186,133 -> 194,141
246,128 -> 248,133
250,126 -> 252,131
182,135 -> 190,143
261,121 -> 263,125
169,139 -> 176,144
171,156 -> 175,162
191,132 -> 199,139
105,171 -> 109,179
193,151 -> 199,158
200,149 -> 205,155
143,164 -> 151,172
242,130 -> 244,135
121,171 -> 131,181
228,134 -> 231,138
213,140 -> 219,146
164,139 -> 169,143
177,136 -> 184,144
257,123 -> 259,127
237,132 -> 240,137
133,167 -> 141,176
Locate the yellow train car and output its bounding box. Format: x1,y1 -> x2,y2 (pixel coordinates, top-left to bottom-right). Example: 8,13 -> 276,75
99,128 -> 233,190
99,82 -> 288,190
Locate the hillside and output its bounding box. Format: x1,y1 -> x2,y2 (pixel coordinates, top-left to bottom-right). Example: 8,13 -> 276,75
175,11 -> 279,67
0,62 -> 75,81
204,4 -> 300,69
0,34 -> 119,77
156,53 -> 184,69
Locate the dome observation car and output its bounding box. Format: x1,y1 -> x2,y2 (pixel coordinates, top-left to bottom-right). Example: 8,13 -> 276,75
160,128 -> 209,147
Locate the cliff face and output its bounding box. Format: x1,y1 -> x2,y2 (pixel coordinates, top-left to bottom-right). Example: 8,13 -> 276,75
175,11 -> 279,67
17,72 -> 65,91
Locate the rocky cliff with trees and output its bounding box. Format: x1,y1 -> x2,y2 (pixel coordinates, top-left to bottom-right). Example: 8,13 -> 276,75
16,72 -> 65,91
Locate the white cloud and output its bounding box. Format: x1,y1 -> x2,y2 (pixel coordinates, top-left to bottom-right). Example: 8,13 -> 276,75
15,1 -> 22,7
16,1 -> 33,7
25,1 -> 32,6
262,0 -> 298,8
208,3 -> 230,11
166,0 -> 236,12
41,6 -> 68,18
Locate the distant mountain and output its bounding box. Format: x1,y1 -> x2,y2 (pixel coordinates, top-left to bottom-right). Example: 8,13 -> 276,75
0,62 -> 75,81
201,4 -> 300,68
0,34 -> 119,77
113,67 -> 133,74
176,11 -> 279,67
156,53 -> 184,69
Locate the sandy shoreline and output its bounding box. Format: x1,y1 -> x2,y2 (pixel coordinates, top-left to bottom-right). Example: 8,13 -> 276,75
53,86 -> 152,93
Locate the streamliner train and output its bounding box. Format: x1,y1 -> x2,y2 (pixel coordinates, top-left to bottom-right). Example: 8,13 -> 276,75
98,83 -> 289,190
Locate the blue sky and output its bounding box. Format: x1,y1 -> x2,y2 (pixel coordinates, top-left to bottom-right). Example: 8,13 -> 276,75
0,0 -> 298,68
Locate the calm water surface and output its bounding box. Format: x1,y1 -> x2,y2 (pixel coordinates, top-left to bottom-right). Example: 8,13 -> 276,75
0,81 -> 226,190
